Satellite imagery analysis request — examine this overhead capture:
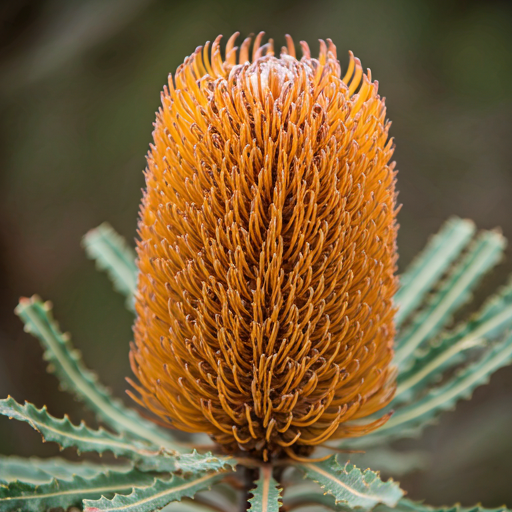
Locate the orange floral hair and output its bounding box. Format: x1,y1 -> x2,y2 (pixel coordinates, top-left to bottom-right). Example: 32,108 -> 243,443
128,33 -> 399,461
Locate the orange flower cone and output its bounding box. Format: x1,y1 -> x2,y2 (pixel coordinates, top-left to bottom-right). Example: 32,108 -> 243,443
128,33 -> 399,461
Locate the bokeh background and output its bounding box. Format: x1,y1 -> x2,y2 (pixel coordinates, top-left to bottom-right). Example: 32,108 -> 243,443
1,0 -> 512,506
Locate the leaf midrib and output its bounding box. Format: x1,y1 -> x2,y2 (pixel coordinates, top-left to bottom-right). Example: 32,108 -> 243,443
0,480 -> 147,502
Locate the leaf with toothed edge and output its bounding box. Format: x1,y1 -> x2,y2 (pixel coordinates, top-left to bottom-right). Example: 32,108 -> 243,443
394,276 -> 512,405
0,398 -> 232,475
344,274 -> 512,450
0,455 -> 131,484
395,217 -> 476,328
281,495 -> 509,512
0,397 -> 175,469
82,223 -> 138,309
295,455 -> 403,509
349,331 -> 512,448
374,498 -> 511,512
15,296 -> 181,451
136,450 -> 234,475
389,332 -> 512,435
83,471 -> 229,512
395,229 -> 506,368
0,469 -> 154,512
248,466 -> 282,512
173,451 -> 235,475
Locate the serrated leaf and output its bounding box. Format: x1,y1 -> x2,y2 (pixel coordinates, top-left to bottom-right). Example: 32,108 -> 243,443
173,451 -> 235,476
394,277 -> 512,404
359,331 -> 512,445
15,296 -> 180,451
0,397 -> 173,469
395,217 -> 475,328
0,398 -> 232,476
395,229 -> 505,367
248,466 -> 282,512
82,223 -> 137,309
295,456 -> 403,510
83,471 -> 228,512
0,468 -> 154,512
375,498 -> 510,512
0,456 -> 130,484
136,450 -> 233,476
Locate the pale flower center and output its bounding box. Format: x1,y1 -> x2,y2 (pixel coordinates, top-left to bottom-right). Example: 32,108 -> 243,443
247,55 -> 306,96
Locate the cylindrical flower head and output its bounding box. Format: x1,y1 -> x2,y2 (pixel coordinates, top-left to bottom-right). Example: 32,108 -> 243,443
129,34 -> 399,461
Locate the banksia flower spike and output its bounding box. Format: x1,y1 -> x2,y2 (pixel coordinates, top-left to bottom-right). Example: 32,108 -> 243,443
129,33 -> 399,461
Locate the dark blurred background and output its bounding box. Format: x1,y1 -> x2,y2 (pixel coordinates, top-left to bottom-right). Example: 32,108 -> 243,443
1,0 -> 512,507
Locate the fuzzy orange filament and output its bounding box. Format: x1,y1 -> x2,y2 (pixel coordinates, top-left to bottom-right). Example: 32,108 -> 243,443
128,33 -> 399,461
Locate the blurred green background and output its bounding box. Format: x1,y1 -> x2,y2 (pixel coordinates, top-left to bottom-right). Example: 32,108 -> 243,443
1,0 -> 512,506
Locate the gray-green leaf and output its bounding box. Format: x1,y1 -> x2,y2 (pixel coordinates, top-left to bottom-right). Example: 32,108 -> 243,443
0,398 -> 232,476
0,468 -> 153,512
0,456 -> 130,484
395,217 -> 475,327
395,229 -> 505,367
394,276 -> 512,404
173,451 -> 235,476
363,331 -> 512,444
295,456 -> 403,510
248,466 -> 282,512
375,498 -> 510,512
15,296 -> 180,451
83,471 -> 227,512
0,397 -> 171,467
82,223 -> 138,308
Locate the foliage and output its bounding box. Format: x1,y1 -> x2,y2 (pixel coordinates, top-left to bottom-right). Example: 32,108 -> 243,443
14,296 -> 178,450
82,473 -> 227,512
296,456 -> 403,509
248,467 -> 282,512
82,223 -> 138,309
1,218 -> 512,512
0,469 -> 154,512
